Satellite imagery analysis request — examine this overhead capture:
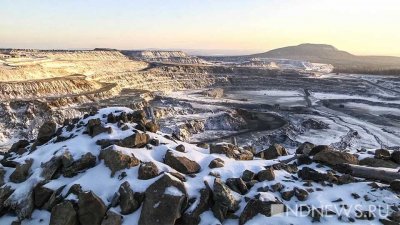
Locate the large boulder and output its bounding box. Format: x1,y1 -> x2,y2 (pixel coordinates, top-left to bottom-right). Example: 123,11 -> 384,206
9,140 -> 30,155
210,143 -> 237,158
63,153 -> 96,177
309,145 -> 331,156
390,179 -> 400,192
0,167 -> 5,187
36,121 -> 57,145
33,184 -> 54,208
164,150 -> 201,174
101,211 -> 123,225
138,162 -> 159,180
99,147 -> 140,176
208,158 -> 224,169
5,190 -> 35,220
239,199 -> 284,225
0,186 -> 14,213
180,187 -> 212,224
313,149 -> 359,166
50,201 -> 78,225
226,178 -> 248,195
78,191 -> 107,225
375,149 -> 391,160
87,119 -> 112,137
296,142 -> 315,155
139,174 -> 188,225
118,133 -> 150,148
118,181 -> 140,215
298,167 -> 337,183
360,158 -> 399,169
212,178 -> 240,222
41,155 -> 63,180
257,167 -> 275,181
391,151 -> 400,164
10,159 -> 33,183
256,144 -> 288,160
145,121 -> 159,133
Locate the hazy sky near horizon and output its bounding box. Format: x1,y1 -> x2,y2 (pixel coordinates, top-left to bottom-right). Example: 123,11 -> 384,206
1,0 -> 399,56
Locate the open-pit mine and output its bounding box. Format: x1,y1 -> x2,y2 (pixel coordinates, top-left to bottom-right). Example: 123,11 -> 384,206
1,48 -> 400,225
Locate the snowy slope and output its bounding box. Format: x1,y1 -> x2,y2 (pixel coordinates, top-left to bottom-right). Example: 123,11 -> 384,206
0,107 -> 399,225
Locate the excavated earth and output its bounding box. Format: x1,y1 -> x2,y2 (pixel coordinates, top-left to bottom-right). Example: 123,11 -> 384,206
0,50 -> 400,225
1,50 -> 400,153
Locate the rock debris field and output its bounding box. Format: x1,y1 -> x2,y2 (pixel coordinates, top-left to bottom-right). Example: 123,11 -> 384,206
0,107 -> 399,225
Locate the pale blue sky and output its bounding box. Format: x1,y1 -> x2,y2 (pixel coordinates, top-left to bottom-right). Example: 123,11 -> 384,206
1,0 -> 399,55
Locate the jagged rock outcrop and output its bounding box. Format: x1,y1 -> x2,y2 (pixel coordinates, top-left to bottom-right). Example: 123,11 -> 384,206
99,147 -> 140,176
164,150 -> 201,174
0,107 -> 399,225
78,191 -> 107,225
139,174 -> 188,225
313,149 -> 359,166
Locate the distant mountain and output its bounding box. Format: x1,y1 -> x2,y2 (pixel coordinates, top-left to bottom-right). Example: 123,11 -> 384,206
249,43 -> 400,75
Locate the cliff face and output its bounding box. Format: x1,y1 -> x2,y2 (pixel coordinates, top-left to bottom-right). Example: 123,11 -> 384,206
122,50 -> 211,65
0,50 -> 148,82
0,50 -> 232,147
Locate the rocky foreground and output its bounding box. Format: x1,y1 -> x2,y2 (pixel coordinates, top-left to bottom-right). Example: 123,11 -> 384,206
0,107 -> 400,225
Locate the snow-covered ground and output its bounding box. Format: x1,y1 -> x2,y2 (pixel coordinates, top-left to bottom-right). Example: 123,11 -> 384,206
1,107 -> 399,225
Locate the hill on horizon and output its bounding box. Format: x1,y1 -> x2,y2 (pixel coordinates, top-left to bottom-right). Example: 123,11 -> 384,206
249,43 -> 400,75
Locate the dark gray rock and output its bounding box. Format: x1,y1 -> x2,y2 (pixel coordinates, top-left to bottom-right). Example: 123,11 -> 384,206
63,153 -> 96,177
360,158 -> 399,169
139,174 -> 188,225
180,187 -> 212,225
99,147 -> 139,176
390,179 -> 400,192
36,121 -> 57,145
145,121 -> 159,133
296,142 -> 315,155
87,119 -> 112,137
5,190 -> 34,220
175,144 -> 186,153
10,159 -> 33,183
34,184 -> 54,208
256,144 -> 288,160
50,201 -> 78,225
0,167 -> 5,187
281,190 -> 295,201
391,151 -> 400,164
297,155 -> 313,165
0,186 -> 14,212
101,211 -> 123,225
309,145 -> 331,156
138,162 -> 159,180
211,178 -> 240,222
119,181 -> 139,215
210,143 -> 236,158
239,199 -> 284,225
226,178 -> 248,195
41,155 -> 62,180
208,158 -> 224,169
294,188 -> 309,201
9,140 -> 30,155
78,191 -> 107,225
164,150 -> 201,174
257,167 -> 275,181
118,133 -> 150,148
241,170 -> 256,182
298,167 -> 337,183
313,149 -> 359,166
375,149 -> 391,160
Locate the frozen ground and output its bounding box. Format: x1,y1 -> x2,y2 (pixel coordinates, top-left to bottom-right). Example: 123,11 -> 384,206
157,73 -> 400,151
1,107 -> 398,225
